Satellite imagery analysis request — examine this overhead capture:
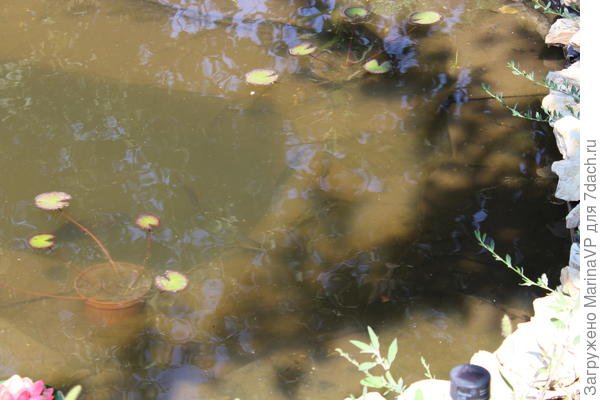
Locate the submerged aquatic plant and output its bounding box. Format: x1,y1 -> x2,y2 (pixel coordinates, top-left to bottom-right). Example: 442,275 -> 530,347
35,191 -> 117,270
17,192 -> 186,308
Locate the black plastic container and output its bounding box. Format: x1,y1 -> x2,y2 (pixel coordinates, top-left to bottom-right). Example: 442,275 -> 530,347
450,364 -> 491,400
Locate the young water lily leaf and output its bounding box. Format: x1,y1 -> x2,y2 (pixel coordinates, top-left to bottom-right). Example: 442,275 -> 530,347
245,69 -> 279,85
408,11 -> 442,25
363,59 -> 392,74
154,270 -> 189,293
135,214 -> 160,230
289,42 -> 317,56
343,6 -> 370,20
28,233 -> 56,249
34,191 -> 72,210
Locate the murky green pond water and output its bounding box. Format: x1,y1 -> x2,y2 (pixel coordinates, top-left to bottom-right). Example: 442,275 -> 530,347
0,0 -> 569,398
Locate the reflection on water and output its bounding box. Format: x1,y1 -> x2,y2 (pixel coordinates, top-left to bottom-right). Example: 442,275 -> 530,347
0,0 -> 568,398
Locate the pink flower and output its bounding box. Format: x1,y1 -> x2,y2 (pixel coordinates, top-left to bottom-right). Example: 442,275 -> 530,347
0,375 -> 53,400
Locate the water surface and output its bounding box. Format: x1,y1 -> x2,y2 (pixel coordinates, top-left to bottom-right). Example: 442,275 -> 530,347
0,0 -> 569,398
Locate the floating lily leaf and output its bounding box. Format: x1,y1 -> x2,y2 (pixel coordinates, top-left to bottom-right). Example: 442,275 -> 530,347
155,270 -> 189,293
363,59 -> 392,74
135,214 -> 160,230
408,11 -> 442,25
343,6 -> 370,21
28,233 -> 56,249
289,42 -> 317,56
34,191 -> 72,210
245,69 -> 279,85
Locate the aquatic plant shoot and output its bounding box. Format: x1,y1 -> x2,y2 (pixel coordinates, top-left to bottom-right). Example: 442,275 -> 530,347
135,214 -> 161,231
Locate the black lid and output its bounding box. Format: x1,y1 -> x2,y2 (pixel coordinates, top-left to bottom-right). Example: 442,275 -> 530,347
450,364 -> 490,400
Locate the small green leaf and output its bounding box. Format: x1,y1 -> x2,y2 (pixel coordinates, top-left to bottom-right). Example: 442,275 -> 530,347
245,69 -> 279,85
154,270 -> 189,293
408,11 -> 442,25
367,326 -> 380,349
350,340 -> 372,352
289,42 -> 317,56
135,214 -> 160,230
358,362 -> 377,371
387,338 -> 398,365
550,317 -> 566,330
64,385 -> 82,400
28,233 -> 56,249
540,273 -> 548,287
360,375 -> 386,389
363,59 -> 392,74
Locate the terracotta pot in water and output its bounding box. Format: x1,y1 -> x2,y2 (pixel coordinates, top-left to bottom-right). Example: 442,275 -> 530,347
74,261 -> 152,310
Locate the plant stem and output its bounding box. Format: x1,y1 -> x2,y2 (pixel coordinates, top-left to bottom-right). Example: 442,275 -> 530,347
61,211 -> 118,272
143,231 -> 152,266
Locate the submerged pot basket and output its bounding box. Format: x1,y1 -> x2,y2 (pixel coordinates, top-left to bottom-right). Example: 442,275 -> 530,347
74,262 -> 151,310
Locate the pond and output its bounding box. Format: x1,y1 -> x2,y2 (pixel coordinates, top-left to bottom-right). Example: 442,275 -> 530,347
0,0 -> 569,398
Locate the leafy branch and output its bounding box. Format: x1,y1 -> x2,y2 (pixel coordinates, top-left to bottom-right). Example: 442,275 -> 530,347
336,326 -> 406,397
481,83 -> 553,122
474,230 -> 554,292
507,61 -> 580,102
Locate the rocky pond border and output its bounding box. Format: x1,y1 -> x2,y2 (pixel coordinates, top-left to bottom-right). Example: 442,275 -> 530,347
400,1 -> 581,399
344,1 -> 582,399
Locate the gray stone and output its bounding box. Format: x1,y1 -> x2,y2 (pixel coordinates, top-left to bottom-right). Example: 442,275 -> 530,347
553,116 -> 580,160
396,379 -> 451,400
545,17 -> 580,46
470,351 -> 513,400
547,61 -> 580,86
551,159 -> 580,201
569,30 -> 581,50
560,265 -> 579,296
566,203 -> 580,228
542,92 -> 579,126
562,0 -> 580,7
495,292 -> 580,397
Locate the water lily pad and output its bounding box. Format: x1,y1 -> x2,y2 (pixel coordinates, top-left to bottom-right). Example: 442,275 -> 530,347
343,6 -> 370,21
135,214 -> 160,230
245,69 -> 279,85
34,191 -> 72,210
363,59 -> 392,74
155,270 -> 189,293
28,233 -> 56,249
408,11 -> 442,25
289,42 -> 317,56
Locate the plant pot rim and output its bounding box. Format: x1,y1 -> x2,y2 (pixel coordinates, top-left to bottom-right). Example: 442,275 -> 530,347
74,261 -> 151,310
